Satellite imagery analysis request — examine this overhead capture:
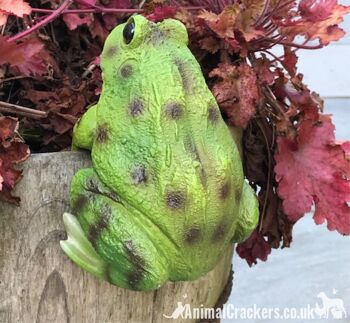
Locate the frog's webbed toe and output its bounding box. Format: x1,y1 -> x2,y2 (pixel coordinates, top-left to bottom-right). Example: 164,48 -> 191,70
231,182 -> 259,243
60,212 -> 108,279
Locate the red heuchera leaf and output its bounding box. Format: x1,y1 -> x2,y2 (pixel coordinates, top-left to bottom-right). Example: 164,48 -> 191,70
299,0 -> 337,21
0,36 -> 47,76
198,3 -> 265,54
147,5 -> 178,22
199,6 -> 237,39
251,56 -> 278,85
275,114 -> 350,234
62,0 -> 96,30
236,229 -> 272,266
16,38 -> 47,76
0,35 -> 25,66
282,47 -> 298,77
63,13 -> 93,30
0,0 -> 31,26
210,62 -> 259,128
172,0 -> 231,13
279,0 -> 350,45
341,141 -> 350,161
0,117 -> 30,205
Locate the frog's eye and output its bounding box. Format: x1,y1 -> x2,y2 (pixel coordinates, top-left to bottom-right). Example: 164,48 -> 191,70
123,18 -> 135,44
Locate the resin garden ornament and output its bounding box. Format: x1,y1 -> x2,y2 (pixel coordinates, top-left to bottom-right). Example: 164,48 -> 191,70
60,15 -> 259,291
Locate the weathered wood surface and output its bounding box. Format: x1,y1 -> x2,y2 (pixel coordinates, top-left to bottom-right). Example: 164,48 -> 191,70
0,151 -> 233,323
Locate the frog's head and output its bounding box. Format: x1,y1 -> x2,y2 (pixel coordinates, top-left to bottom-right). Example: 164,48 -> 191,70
100,15 -> 189,86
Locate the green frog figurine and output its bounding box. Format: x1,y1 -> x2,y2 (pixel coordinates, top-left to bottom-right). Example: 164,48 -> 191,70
61,15 -> 259,291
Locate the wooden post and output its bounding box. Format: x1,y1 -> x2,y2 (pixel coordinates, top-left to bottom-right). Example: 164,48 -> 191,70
0,151 -> 233,323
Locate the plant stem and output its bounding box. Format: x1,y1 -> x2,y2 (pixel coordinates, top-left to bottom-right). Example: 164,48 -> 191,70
0,75 -> 30,83
274,40 -> 323,50
31,8 -> 144,14
31,6 -> 203,15
9,1 -> 203,43
254,0 -> 270,27
255,117 -> 272,232
262,49 -> 285,66
0,101 -> 48,118
8,0 -> 74,43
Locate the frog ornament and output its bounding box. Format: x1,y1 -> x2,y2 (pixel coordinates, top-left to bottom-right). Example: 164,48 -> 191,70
60,15 -> 259,291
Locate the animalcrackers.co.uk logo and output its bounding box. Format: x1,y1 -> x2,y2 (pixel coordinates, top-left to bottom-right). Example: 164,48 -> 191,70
163,291 -> 347,320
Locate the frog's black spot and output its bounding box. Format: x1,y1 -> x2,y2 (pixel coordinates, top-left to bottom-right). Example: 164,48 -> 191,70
72,195 -> 88,215
123,240 -> 146,288
105,45 -> 119,57
127,269 -> 145,289
96,124 -> 109,143
235,189 -> 241,203
131,165 -> 147,184
219,182 -> 231,200
184,227 -> 201,244
174,58 -> 192,94
123,240 -> 146,269
166,191 -> 186,209
208,106 -> 219,123
165,103 -> 183,119
129,98 -> 145,117
184,137 -> 199,161
120,64 -> 133,78
89,205 -> 112,248
212,223 -> 226,242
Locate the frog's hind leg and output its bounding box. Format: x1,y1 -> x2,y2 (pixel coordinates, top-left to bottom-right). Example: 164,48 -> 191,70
61,168 -> 169,291
231,181 -> 259,243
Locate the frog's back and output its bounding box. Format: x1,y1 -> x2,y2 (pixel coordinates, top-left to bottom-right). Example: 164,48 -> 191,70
92,17 -> 245,279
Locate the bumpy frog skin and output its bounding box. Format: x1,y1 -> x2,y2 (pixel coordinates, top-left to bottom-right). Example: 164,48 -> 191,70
61,15 -> 259,291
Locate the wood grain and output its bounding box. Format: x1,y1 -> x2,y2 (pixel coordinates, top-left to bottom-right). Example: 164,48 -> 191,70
0,151 -> 233,323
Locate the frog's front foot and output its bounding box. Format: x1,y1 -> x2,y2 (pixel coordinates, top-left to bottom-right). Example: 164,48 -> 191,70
232,181 -> 259,243
60,168 -> 169,291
